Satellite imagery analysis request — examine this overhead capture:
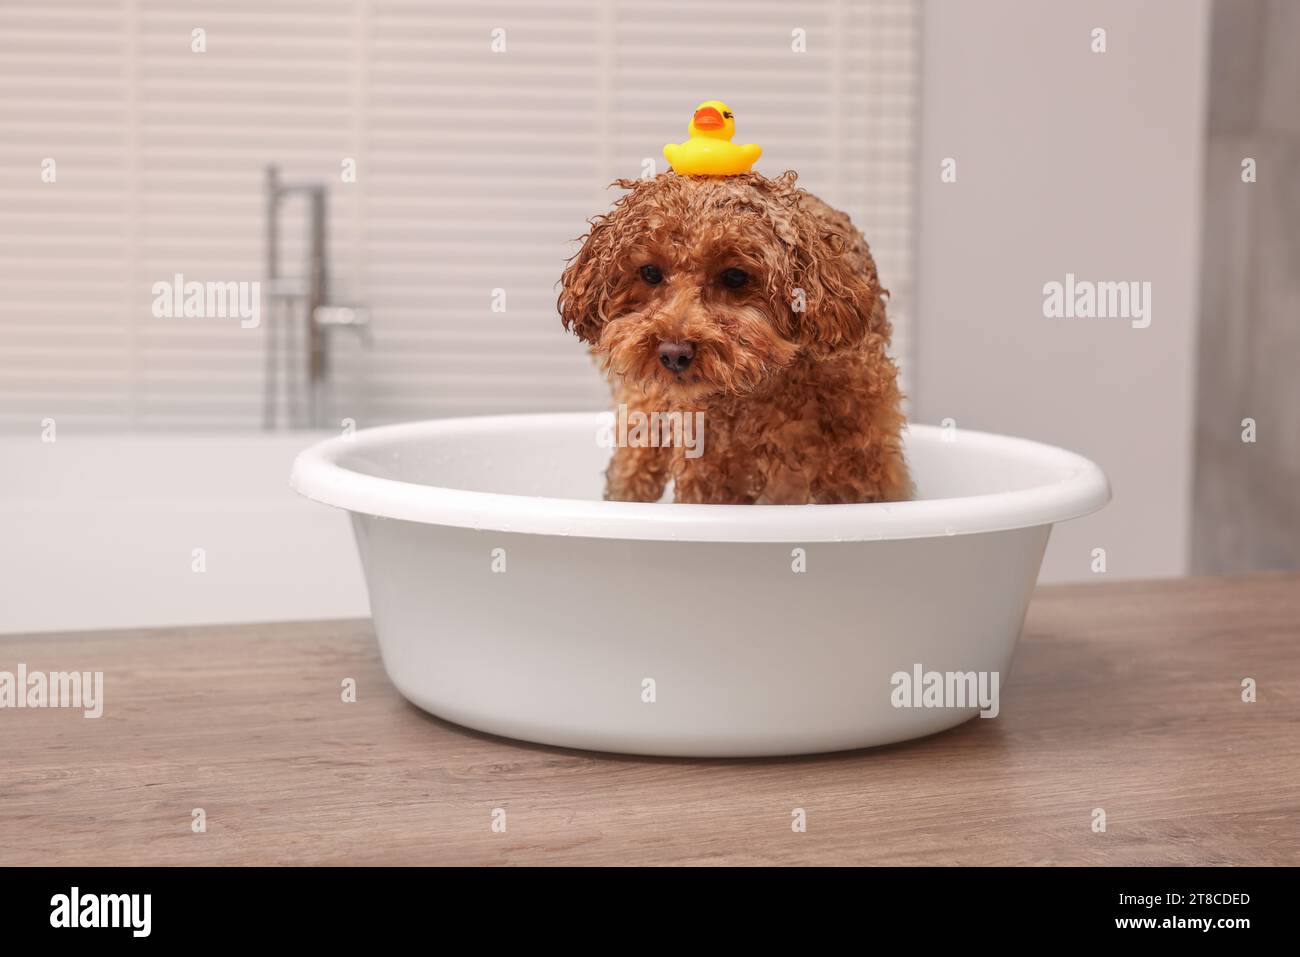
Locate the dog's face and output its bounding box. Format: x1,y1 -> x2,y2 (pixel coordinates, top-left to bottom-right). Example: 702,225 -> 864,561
559,172 -> 886,405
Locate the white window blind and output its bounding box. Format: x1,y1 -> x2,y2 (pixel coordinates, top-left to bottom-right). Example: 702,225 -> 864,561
0,0 -> 919,432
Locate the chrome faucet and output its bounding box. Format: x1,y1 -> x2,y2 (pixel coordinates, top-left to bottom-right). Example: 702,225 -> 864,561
263,165 -> 370,429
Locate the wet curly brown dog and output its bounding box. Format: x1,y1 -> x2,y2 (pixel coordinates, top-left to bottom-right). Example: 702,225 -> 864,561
558,170 -> 911,505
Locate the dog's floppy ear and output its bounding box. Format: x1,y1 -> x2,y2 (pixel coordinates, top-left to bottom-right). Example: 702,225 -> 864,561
558,178 -> 641,344
557,218 -> 610,344
792,241 -> 888,353
767,173 -> 890,353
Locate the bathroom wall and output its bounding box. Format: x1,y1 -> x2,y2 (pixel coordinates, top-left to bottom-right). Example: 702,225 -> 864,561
914,0 -> 1210,583
0,433 -> 369,633
1190,0 -> 1300,574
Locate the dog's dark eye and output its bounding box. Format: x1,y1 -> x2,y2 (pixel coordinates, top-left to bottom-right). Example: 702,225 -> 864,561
720,267 -> 749,290
639,264 -> 663,285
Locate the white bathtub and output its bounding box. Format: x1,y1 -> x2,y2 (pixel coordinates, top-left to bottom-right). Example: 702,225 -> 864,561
291,413 -> 1109,757
0,433 -> 368,634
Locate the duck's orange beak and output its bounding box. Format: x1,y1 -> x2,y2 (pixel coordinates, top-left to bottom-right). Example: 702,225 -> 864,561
692,107 -> 725,130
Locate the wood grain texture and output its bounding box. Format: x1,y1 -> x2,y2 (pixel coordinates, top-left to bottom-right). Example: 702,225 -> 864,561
2,574 -> 1298,866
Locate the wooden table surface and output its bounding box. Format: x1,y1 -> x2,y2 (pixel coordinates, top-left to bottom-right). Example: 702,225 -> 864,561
2,574 -> 1297,866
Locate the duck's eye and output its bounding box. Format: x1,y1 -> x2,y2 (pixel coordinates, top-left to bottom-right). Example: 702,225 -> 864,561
639,264 -> 664,285
720,267 -> 748,289
723,111 -> 733,119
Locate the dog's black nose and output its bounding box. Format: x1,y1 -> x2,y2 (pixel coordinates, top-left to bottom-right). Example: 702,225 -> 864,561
658,341 -> 695,373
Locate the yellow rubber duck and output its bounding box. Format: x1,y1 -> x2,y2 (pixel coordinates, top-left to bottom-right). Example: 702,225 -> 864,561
663,100 -> 762,176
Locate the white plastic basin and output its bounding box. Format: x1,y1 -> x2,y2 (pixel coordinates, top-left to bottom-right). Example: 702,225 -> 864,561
290,412 -> 1109,757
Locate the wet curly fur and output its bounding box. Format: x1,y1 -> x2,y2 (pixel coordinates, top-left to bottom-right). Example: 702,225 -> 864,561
559,170 -> 911,505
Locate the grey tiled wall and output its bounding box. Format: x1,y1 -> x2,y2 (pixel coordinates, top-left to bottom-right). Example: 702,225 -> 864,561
1192,0 -> 1300,572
